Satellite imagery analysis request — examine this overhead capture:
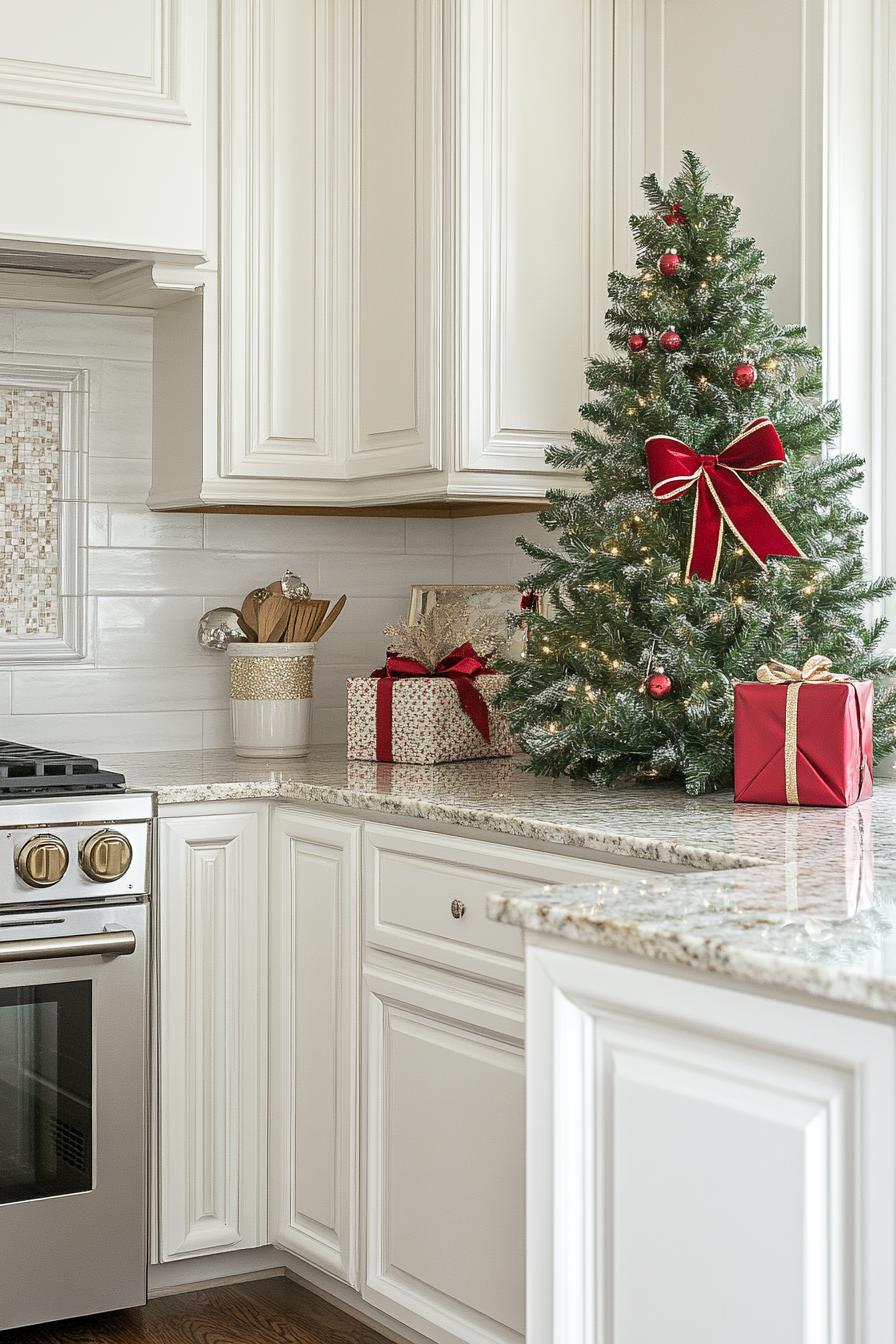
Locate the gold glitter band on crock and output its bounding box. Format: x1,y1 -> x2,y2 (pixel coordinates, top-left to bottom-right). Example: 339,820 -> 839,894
230,655 -> 314,701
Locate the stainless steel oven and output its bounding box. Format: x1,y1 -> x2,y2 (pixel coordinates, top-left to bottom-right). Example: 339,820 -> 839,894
0,786 -> 153,1332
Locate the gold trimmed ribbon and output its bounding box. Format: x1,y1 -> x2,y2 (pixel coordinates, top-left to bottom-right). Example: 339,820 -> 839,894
755,655 -> 846,804
645,418 -> 805,582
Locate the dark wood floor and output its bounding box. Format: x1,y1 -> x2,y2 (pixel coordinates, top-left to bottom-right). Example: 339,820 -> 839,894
3,1278 -> 392,1344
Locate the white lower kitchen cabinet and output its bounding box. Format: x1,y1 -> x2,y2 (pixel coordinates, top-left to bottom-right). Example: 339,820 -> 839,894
363,963 -> 526,1344
268,807 -> 361,1285
154,800 -> 676,1340
155,805 -> 268,1261
526,938 -> 896,1344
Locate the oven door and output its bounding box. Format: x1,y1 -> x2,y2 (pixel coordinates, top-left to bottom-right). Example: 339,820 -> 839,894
0,903 -> 148,1331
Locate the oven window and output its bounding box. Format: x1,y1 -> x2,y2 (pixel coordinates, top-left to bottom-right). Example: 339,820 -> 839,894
0,982 -> 92,1204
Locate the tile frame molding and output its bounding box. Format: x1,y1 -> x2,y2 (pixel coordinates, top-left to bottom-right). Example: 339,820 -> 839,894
0,360 -> 88,665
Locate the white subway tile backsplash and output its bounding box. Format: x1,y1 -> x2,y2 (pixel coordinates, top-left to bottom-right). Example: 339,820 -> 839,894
2,303 -> 542,752
0,711 -> 204,755
405,517 -> 452,553
12,664 -> 228,715
89,548 -> 322,596
89,456 -> 152,504
87,503 -> 109,547
14,311 -> 154,362
452,553 -> 523,584
89,360 -> 152,458
109,505 -> 203,550
204,513 -> 407,554
452,513 -> 550,555
95,595 -> 210,667
318,552 -> 453,597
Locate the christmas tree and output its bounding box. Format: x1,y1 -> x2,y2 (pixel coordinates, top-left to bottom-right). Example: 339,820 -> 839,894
502,151 -> 896,794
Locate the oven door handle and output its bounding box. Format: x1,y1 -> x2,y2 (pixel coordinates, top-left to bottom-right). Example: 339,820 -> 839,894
0,926 -> 137,963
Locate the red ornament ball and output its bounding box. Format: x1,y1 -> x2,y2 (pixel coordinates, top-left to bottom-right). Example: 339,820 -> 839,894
657,249 -> 681,277
732,361 -> 757,389
646,672 -> 673,700
627,331 -> 647,353
659,327 -> 682,352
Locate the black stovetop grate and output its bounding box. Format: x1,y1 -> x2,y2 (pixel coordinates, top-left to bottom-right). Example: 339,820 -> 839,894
0,742 -> 126,795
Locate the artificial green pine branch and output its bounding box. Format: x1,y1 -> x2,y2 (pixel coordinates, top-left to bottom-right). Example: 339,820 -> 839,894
499,151 -> 896,794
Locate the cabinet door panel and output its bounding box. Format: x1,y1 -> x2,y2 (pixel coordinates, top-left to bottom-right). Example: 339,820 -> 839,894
220,0 -> 336,479
456,0 -> 611,474
0,0 -> 211,255
269,808 -> 361,1284
156,809 -> 266,1261
364,967 -> 525,1344
353,0 -> 440,478
527,943 -> 896,1344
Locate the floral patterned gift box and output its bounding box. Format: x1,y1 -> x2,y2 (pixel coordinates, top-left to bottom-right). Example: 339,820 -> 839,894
346,667 -> 513,765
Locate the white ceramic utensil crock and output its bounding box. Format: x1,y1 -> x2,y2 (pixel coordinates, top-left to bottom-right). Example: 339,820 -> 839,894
227,641 -> 315,757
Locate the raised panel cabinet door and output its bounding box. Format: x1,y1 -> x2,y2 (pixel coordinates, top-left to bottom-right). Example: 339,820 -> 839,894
0,0 -> 212,255
454,0 -> 612,476
527,940 -> 896,1344
156,808 -> 267,1261
364,965 -> 525,1344
351,0 -> 441,480
219,0 -> 338,482
269,808 -> 361,1284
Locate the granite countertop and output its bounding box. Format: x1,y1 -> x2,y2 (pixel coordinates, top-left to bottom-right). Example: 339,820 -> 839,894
105,747 -> 896,1013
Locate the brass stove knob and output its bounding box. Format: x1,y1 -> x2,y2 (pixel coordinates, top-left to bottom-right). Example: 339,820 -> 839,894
16,834 -> 69,888
80,830 -> 133,883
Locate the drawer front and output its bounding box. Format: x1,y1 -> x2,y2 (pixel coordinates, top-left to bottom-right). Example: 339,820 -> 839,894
363,825 -> 639,987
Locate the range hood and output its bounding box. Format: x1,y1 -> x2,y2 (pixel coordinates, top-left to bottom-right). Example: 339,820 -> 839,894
0,249 -> 129,279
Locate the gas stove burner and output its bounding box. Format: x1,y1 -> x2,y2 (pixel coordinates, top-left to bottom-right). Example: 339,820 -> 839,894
0,742 -> 125,796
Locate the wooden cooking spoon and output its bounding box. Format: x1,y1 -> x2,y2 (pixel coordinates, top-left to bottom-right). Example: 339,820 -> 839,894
240,593 -> 260,638
309,594 -> 347,642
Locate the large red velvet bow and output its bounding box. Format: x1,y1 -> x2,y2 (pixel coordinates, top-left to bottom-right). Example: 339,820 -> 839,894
372,643 -> 495,761
645,417 -> 804,583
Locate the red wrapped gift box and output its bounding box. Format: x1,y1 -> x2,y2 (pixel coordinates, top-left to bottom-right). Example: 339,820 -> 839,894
734,658 -> 873,807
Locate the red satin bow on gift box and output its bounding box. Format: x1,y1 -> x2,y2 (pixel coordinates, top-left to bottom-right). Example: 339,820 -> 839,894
645,417 -> 805,583
371,643 -> 495,762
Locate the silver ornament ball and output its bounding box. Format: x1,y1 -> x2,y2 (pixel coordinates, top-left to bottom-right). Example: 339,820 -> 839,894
197,606 -> 248,651
282,569 -> 311,601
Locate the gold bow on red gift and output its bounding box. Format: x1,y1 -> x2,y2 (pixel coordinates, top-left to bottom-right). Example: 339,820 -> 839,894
645,418 -> 805,582
756,654 -> 843,685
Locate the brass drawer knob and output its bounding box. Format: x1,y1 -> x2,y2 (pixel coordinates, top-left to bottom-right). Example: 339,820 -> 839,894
450,899 -> 466,920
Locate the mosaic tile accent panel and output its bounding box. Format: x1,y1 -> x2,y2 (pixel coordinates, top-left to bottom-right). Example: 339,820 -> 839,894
0,388 -> 60,637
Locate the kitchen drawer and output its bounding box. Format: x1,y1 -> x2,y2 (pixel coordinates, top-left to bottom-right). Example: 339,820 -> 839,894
362,824 -> 641,988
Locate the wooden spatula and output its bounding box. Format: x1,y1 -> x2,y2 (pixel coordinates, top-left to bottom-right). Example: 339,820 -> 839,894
257,594 -> 291,642
293,600 -> 328,642
309,594 -> 346,642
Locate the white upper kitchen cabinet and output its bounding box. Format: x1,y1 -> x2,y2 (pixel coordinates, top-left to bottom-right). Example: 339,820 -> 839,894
151,0 -> 600,511
0,0 -> 214,260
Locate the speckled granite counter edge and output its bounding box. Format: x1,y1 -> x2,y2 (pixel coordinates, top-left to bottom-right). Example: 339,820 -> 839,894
154,777 -> 759,873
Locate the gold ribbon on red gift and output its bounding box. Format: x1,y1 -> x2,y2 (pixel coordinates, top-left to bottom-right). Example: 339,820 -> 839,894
755,655 -> 853,804
371,643 -> 495,763
645,418 -> 805,582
